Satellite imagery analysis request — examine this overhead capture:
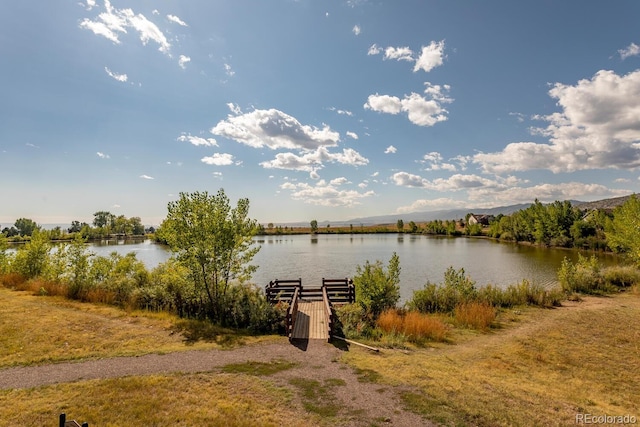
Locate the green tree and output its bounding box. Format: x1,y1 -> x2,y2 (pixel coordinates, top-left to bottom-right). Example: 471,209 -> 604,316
310,219 -> 318,233
396,219 -> 404,232
408,221 -> 418,233
606,195 -> 640,265
158,189 -> 261,322
93,211 -> 115,228
353,252 -> 401,320
12,230 -> 50,278
14,218 -> 39,236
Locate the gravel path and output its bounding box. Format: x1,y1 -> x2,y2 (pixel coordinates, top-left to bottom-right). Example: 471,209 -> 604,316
0,339 -> 432,426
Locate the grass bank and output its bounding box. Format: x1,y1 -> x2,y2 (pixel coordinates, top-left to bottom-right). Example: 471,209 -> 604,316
340,291 -> 640,426
0,288 -> 276,368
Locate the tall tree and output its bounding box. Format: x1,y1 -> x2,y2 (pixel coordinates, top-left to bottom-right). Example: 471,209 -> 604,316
396,219 -> 404,232
310,219 -> 318,234
14,218 -> 38,236
353,252 -> 401,320
93,211 -> 115,228
606,195 -> 640,265
158,189 -> 260,322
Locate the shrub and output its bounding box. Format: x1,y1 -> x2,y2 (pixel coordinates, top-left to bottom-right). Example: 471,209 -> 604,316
407,267 -> 477,313
558,255 -> 613,295
334,303 -> 368,338
602,265 -> 640,288
353,252 -> 401,320
454,302 -> 496,330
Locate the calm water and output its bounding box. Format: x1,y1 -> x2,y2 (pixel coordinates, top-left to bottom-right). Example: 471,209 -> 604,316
82,234 -> 618,302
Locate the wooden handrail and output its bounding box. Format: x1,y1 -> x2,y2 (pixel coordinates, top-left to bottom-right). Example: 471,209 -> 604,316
322,286 -> 333,341
287,286 -> 300,339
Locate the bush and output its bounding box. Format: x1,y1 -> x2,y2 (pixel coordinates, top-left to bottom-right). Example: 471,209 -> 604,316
353,252 -> 401,320
334,304 -> 368,338
602,265 -> 640,288
454,302 -> 496,330
558,255 -> 612,295
407,267 -> 477,313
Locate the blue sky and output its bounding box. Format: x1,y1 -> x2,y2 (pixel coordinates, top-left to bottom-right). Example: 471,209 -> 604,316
2,1 -> 640,226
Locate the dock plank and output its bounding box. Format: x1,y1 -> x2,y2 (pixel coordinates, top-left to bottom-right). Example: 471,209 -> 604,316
291,301 -> 328,340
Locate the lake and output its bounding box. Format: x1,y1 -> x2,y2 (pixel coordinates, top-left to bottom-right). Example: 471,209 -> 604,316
84,234 -> 619,302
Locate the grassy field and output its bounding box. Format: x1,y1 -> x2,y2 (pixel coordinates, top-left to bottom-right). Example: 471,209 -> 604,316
1,286 -> 639,426
342,291 -> 640,426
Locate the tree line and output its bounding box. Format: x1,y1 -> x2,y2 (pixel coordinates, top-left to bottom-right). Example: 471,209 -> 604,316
1,211 -> 151,241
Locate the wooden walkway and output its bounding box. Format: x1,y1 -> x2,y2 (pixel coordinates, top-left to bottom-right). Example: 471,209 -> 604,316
291,301 -> 328,340
266,278 -> 355,342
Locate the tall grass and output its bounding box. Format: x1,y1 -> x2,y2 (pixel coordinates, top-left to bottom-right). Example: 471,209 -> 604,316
454,302 -> 496,330
377,310 -> 448,343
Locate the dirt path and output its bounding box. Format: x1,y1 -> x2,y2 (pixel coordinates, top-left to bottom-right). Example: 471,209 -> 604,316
0,338 -> 432,426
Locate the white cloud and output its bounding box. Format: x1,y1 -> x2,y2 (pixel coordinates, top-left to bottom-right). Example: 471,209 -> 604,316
421,151 -> 458,171
212,172 -> 223,180
367,44 -> 382,55
619,42 -> 640,60
85,0 -> 96,10
396,198 -> 467,213
352,25 -> 361,36
413,40 -> 445,73
384,46 -> 414,61
280,179 -> 374,207
104,67 -> 127,82
385,145 -> 397,154
140,174 -> 154,180
178,55 -> 191,69
259,147 -> 368,173
211,108 -> 340,150
474,69 -> 640,174
227,103 -> 242,115
177,134 -> 218,147
392,172 -> 518,192
80,1 -> 171,54
328,107 -> 353,116
224,63 -> 235,77
364,82 -> 453,126
96,151 -> 110,159
346,131 -> 358,140
167,14 -> 188,27
201,153 -> 235,166
509,112 -> 526,123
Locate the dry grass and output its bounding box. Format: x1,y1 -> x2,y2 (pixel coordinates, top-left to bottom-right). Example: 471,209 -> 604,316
344,292 -> 640,426
454,301 -> 497,330
377,310 -> 448,343
0,372 -> 319,426
0,287 -> 275,368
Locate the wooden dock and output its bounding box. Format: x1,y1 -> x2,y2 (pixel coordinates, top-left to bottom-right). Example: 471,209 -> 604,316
265,278 -> 355,342
291,301 -> 328,340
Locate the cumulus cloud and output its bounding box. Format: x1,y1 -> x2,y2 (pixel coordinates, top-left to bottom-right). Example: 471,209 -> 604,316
260,147 -> 368,174
384,46 -> 413,61
211,108 -> 340,150
104,67 -> 127,82
167,14 -> 188,27
619,42 -> 640,60
474,69 -> 640,174
346,131 -> 359,140
96,151 -> 110,159
80,0 -> 171,54
421,151 -> 458,171
385,145 -> 397,154
352,25 -> 361,36
368,40 -> 445,73
139,174 -> 154,180
177,134 -> 218,147
364,82 -> 453,126
280,179 -> 374,207
413,40 -> 445,73
178,55 -> 191,69
201,153 -> 234,166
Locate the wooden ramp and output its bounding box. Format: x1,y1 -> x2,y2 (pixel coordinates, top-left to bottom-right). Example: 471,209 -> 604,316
291,301 -> 328,340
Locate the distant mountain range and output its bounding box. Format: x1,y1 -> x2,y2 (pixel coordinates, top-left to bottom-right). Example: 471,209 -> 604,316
283,194 -> 635,227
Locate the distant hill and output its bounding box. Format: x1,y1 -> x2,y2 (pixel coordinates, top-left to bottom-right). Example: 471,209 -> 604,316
276,194 -> 635,227
573,194 -> 635,211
